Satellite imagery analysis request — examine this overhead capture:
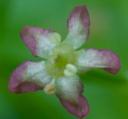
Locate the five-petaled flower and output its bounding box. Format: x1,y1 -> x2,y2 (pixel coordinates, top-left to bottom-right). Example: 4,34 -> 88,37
9,5 -> 120,119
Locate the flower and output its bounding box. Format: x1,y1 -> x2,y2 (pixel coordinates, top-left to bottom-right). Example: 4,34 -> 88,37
9,5 -> 120,119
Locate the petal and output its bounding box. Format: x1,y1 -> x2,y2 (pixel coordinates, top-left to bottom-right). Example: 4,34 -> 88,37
56,76 -> 81,100
77,49 -> 120,74
59,95 -> 89,118
65,5 -> 90,49
9,61 -> 52,93
56,76 -> 89,118
20,26 -> 61,58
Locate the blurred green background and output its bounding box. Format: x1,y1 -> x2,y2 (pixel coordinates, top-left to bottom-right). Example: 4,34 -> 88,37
0,0 -> 128,119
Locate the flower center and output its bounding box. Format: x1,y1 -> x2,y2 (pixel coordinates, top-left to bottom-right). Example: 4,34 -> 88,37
46,43 -> 77,78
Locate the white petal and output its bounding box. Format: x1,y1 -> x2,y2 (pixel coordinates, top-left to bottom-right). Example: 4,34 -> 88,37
9,61 -> 52,93
77,49 -> 120,74
20,26 -> 61,58
25,61 -> 52,86
65,6 -> 90,49
56,76 -> 82,101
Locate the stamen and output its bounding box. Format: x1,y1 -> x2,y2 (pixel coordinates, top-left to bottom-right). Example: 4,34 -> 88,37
64,64 -> 77,76
44,79 -> 56,94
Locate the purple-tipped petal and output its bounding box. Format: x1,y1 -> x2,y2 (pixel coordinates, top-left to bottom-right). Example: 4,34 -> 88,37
66,5 -> 90,49
68,5 -> 90,34
77,49 -> 120,74
20,26 -> 61,58
58,95 -> 89,118
56,76 -> 89,118
9,61 -> 51,93
99,50 -> 120,74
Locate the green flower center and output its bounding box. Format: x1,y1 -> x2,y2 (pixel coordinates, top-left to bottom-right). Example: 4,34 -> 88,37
46,43 -> 77,79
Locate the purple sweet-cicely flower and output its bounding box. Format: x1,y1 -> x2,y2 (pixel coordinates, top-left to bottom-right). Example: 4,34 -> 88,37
9,5 -> 120,119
